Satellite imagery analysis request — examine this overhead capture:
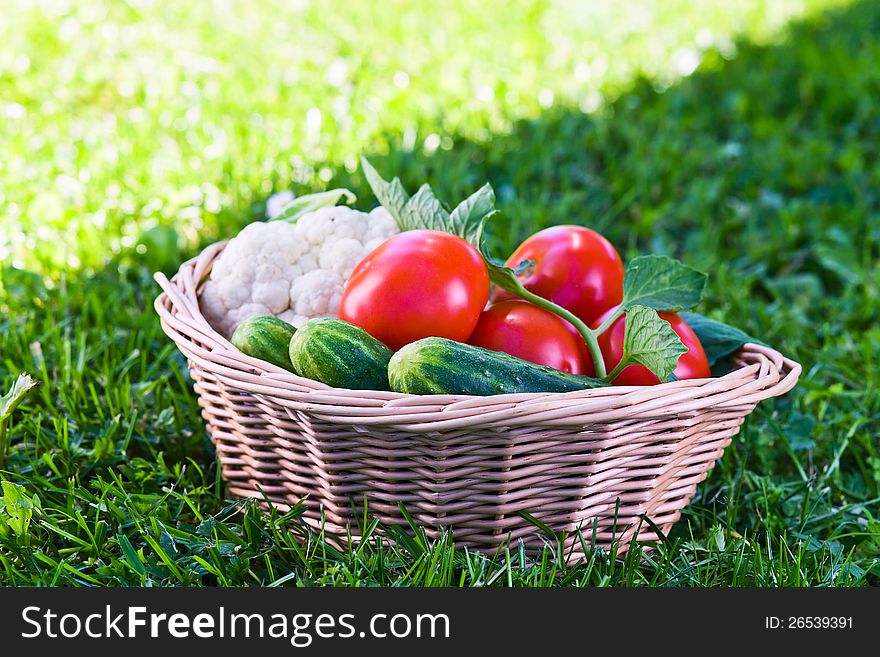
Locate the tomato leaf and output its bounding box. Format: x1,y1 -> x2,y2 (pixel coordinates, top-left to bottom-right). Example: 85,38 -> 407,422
621,305 -> 687,382
400,184 -> 451,232
360,156 -> 410,224
450,183 -> 495,246
361,159 -> 513,282
622,255 -> 707,312
678,312 -> 763,366
270,188 -> 357,223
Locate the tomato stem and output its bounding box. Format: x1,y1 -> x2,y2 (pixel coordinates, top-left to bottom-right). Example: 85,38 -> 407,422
593,306 -> 626,338
502,279 -> 608,379
603,358 -> 629,383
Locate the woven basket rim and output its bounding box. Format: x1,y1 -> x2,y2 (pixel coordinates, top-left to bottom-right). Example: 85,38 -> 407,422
153,240 -> 801,418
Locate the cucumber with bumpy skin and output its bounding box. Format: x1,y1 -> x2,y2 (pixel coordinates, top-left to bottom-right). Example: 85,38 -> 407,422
289,318 -> 393,390
231,315 -> 297,371
388,337 -> 607,395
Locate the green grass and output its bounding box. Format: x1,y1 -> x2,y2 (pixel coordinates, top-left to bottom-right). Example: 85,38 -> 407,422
1,0 -> 878,586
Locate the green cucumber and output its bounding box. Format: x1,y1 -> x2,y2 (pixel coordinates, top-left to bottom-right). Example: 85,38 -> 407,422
230,315 -> 297,371
388,337 -> 607,395
289,318 -> 392,390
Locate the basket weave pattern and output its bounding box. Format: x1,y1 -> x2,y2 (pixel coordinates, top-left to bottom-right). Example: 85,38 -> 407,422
154,241 -> 801,557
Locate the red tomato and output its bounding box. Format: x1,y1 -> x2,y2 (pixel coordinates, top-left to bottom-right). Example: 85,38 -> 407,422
492,225 -> 624,325
467,300 -> 595,375
339,230 -> 490,350
592,306 -> 711,385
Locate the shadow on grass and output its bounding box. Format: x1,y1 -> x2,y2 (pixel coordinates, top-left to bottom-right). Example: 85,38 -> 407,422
1,0 -> 878,584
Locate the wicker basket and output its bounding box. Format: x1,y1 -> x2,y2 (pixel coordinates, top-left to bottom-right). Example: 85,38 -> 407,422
154,240 -> 801,558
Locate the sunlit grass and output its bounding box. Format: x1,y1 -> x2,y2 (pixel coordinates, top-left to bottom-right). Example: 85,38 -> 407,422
1,0 -> 848,273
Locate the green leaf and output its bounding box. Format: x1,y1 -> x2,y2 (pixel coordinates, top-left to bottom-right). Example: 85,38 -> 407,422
450,183 -> 495,245
517,510 -> 561,541
0,373 -> 41,420
0,481 -> 38,538
679,312 -> 763,366
196,517 -> 217,536
117,533 -> 147,577
621,305 -> 687,382
270,188 -> 356,223
361,157 -> 495,244
360,156 -> 410,225
400,184 -> 451,232
364,164 -> 514,293
622,255 -> 707,312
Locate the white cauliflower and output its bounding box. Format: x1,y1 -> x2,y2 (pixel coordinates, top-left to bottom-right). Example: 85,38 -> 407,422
200,203 -> 399,337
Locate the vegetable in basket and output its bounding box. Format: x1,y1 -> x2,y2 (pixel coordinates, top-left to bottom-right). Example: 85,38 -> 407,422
388,337 -> 606,396
338,229 -> 490,351
492,224 -> 624,325
467,299 -> 593,375
199,189 -> 400,338
289,318 -> 393,391
230,315 -> 297,372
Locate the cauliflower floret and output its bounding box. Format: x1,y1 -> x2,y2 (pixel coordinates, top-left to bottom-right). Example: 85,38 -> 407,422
364,206 -> 399,240
295,205 -> 370,245
319,237 -> 371,279
199,201 -> 399,337
289,269 -> 344,318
